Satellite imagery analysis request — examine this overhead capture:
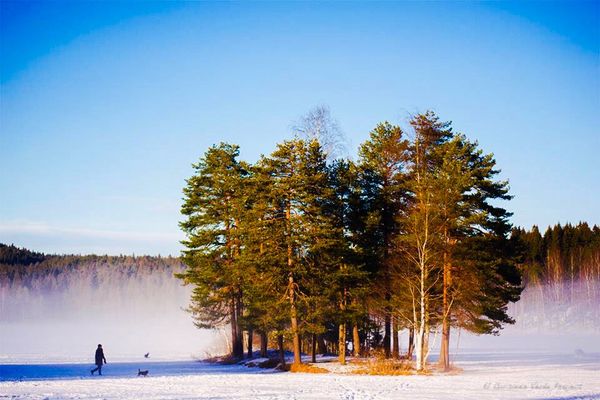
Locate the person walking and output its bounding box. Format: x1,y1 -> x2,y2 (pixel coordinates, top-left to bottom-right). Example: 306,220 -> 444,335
90,344 -> 107,375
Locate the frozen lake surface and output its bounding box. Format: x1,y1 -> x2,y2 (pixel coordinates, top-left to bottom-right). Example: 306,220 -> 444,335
0,360 -> 247,381
1,351 -> 599,400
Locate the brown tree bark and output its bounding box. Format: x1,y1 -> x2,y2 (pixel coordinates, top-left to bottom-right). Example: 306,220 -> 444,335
439,235 -> 452,371
338,286 -> 347,364
230,298 -> 243,359
247,329 -> 253,359
440,323 -> 450,370
278,334 -> 286,367
317,336 -> 327,355
235,295 -> 244,358
260,332 -> 268,358
392,316 -> 400,359
338,323 -> 346,364
384,311 -> 391,358
311,333 -> 317,363
286,202 -> 302,365
289,274 -> 301,365
439,279 -> 450,370
230,300 -> 237,357
352,324 -> 360,357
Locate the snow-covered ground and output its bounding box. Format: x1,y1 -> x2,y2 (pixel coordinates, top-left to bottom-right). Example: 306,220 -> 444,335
1,350 -> 599,400
2,278 -> 599,399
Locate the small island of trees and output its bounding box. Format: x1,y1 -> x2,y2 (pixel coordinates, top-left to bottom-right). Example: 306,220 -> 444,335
177,110 -> 523,372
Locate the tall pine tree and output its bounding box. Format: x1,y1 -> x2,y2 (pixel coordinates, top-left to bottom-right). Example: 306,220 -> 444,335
256,138 -> 331,365
178,143 -> 250,359
357,122 -> 409,358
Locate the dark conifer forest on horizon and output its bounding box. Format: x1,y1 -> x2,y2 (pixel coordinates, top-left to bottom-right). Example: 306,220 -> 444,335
3,111 -> 599,372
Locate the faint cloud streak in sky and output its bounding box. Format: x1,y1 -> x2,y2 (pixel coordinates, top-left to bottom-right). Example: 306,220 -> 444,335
0,221 -> 180,242
0,221 -> 182,255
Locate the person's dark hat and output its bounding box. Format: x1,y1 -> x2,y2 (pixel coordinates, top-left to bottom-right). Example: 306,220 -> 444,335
98,344 -> 102,347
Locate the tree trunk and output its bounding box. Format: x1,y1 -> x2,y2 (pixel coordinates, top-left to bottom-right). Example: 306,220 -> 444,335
286,201 -> 302,365
230,298 -> 243,359
317,335 -> 327,355
440,323 -> 450,371
278,334 -> 286,367
416,259 -> 427,371
289,274 -> 302,365
407,327 -> 414,360
416,321 -> 425,370
352,324 -> 360,357
392,316 -> 399,359
423,297 -> 430,366
384,311 -> 391,358
382,199 -> 392,359
439,234 -> 451,371
338,323 -> 346,364
230,302 -> 237,357
439,257 -> 450,370
338,286 -> 347,364
235,295 -> 244,358
247,329 -> 253,359
260,332 -> 268,358
311,333 -> 317,363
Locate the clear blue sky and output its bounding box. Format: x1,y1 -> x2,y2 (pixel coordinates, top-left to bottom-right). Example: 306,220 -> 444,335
1,1 -> 598,255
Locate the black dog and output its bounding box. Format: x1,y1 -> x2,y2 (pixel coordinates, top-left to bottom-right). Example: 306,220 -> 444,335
138,369 -> 149,377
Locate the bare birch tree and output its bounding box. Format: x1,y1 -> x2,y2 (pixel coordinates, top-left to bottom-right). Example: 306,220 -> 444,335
292,105 -> 348,161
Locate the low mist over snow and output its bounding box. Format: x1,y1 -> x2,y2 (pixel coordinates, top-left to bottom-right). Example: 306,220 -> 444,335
450,279 -> 600,353
509,280 -> 600,333
0,255 -> 225,363
2,247 -> 599,363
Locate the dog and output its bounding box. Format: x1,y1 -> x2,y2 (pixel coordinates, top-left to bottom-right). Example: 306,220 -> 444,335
137,369 -> 149,377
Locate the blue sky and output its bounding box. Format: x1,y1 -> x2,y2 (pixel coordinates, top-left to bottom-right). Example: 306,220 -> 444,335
1,1 -> 598,255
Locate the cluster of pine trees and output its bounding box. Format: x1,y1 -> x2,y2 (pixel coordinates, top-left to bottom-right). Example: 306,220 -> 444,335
178,111 -> 523,371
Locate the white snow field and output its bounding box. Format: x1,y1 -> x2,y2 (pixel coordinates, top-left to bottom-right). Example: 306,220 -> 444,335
2,276 -> 599,399
1,350 -> 599,400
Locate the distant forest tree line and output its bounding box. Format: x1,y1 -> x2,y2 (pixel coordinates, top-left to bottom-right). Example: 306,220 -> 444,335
512,223 -> 600,317
514,223 -> 600,286
0,244 -> 183,321
0,244 -> 182,289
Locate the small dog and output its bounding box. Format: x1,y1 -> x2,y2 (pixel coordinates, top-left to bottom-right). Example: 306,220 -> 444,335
138,369 -> 149,377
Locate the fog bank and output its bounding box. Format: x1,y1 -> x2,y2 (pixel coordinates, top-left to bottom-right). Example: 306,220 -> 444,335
3,262 -> 599,363
0,259 -> 226,363
449,279 -> 600,353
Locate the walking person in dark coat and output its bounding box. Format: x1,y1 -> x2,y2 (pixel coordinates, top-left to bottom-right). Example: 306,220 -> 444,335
90,344 -> 107,375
